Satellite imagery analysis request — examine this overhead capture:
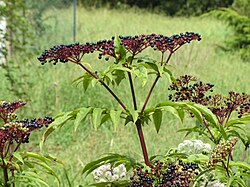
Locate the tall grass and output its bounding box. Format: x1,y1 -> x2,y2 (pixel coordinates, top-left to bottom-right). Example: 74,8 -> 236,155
1,6 -> 249,186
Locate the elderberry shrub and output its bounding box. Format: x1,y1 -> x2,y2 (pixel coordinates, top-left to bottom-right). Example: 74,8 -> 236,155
168,75 -> 250,124
0,100 -> 54,151
128,160 -> 199,187
37,32 -> 201,65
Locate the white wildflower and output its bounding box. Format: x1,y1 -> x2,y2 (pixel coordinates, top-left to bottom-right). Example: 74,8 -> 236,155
113,167 -> 120,174
112,174 -> 119,181
92,163 -> 127,182
118,164 -> 126,173
205,181 -> 226,187
105,171 -> 112,179
203,143 -> 211,152
120,172 -> 126,178
177,140 -> 211,155
98,178 -> 107,182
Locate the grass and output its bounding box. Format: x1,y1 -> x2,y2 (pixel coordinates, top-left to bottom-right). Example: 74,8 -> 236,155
1,6 -> 250,186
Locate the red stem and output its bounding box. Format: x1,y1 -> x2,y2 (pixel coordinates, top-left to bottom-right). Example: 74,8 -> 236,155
128,72 -> 137,110
126,56 -> 151,166
7,140 -> 23,167
1,153 -> 10,187
76,62 -> 127,110
242,146 -> 247,161
203,120 -> 215,142
141,76 -> 160,114
136,119 -> 151,167
141,52 -> 172,113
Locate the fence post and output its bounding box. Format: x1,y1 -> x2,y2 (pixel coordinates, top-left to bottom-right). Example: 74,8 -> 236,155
73,0 -> 76,42
0,1 -> 6,64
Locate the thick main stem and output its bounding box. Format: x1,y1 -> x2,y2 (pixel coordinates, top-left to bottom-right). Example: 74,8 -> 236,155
126,59 -> 150,167
136,119 -> 151,167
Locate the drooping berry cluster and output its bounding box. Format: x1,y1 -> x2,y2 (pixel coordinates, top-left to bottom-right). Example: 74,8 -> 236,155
0,117 -> 54,149
168,75 -> 214,105
0,100 -> 54,152
128,160 -> 199,187
37,32 -> 201,65
168,75 -> 250,124
207,138 -> 238,167
0,100 -> 26,122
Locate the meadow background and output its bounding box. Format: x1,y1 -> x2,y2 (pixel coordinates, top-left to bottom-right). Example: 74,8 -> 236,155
0,0 -> 250,186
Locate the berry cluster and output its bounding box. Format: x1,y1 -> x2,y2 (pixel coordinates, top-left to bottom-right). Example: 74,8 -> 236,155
96,39 -> 115,60
37,42 -> 96,65
0,117 -> 54,148
168,75 -> 250,124
128,160 -> 199,187
37,32 -> 201,65
119,34 -> 155,55
207,138 -> 238,167
150,32 -> 201,53
209,92 -> 250,121
168,75 -> 214,105
0,100 -> 26,122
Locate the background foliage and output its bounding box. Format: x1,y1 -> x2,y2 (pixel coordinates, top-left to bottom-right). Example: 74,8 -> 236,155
207,0 -> 250,61
79,0 -> 234,16
0,0 -> 249,186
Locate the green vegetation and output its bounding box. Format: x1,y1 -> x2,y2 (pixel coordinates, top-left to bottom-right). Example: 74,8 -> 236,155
79,0 -> 234,16
1,7 -> 250,186
207,0 -> 250,61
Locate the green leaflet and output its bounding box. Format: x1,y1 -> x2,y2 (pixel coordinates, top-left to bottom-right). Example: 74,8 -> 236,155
90,180 -> 129,187
82,153 -> 138,176
114,35 -> 126,63
110,110 -> 122,131
12,152 -> 24,164
72,73 -> 94,92
74,107 -> 93,131
133,65 -> 148,86
153,109 -> 162,133
92,108 -> 106,130
14,171 -> 50,187
41,111 -> 76,145
230,161 -> 250,171
227,115 -> 250,127
28,160 -> 59,182
20,152 -> 59,164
